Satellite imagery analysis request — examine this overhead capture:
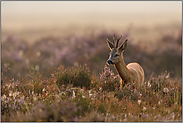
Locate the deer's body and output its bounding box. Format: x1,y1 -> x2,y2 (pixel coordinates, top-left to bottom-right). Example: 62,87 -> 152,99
106,35 -> 144,89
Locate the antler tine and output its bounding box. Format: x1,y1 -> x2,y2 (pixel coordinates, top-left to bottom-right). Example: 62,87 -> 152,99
116,35 -> 122,48
106,38 -> 110,42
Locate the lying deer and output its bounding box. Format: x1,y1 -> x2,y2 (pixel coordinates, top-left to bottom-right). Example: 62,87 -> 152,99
106,35 -> 144,89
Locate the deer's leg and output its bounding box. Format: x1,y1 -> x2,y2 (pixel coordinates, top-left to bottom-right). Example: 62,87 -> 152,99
120,79 -> 122,90
120,79 -> 125,90
120,79 -> 127,90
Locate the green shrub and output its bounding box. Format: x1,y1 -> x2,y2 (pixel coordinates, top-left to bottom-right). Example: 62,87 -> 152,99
55,64 -> 91,89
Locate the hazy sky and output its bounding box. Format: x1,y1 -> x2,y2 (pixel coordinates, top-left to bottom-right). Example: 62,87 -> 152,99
2,1 -> 181,15
1,1 -> 182,31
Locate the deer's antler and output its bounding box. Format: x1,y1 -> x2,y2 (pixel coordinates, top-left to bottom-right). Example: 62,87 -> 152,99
116,35 -> 122,48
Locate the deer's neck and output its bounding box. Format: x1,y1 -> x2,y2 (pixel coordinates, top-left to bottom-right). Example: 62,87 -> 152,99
114,54 -> 134,82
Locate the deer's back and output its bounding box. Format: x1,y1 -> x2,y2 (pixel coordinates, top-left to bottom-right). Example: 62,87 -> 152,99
127,62 -> 144,87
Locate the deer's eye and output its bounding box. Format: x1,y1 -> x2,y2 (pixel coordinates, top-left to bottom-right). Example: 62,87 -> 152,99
115,54 -> 119,57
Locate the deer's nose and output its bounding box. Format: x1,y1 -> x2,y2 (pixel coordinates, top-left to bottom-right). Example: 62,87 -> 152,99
107,59 -> 114,65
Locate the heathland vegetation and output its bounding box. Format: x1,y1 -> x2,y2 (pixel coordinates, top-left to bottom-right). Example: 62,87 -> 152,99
1,29 -> 182,121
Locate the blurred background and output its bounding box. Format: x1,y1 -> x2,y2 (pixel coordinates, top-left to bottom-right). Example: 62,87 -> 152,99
1,1 -> 182,80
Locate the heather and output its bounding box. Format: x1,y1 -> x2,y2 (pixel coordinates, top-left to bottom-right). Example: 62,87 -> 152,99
1,64 -> 182,122
1,30 -> 182,80
1,29 -> 182,122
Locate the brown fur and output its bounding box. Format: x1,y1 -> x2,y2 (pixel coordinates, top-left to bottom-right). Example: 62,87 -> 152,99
106,35 -> 145,89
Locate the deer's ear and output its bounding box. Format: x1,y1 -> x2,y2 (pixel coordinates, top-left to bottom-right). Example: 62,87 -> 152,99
106,39 -> 114,50
118,39 -> 128,52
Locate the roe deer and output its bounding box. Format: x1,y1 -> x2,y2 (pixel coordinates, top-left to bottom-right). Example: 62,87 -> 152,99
106,35 -> 144,89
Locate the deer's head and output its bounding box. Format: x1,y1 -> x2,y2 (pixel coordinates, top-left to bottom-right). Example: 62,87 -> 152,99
106,34 -> 128,65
